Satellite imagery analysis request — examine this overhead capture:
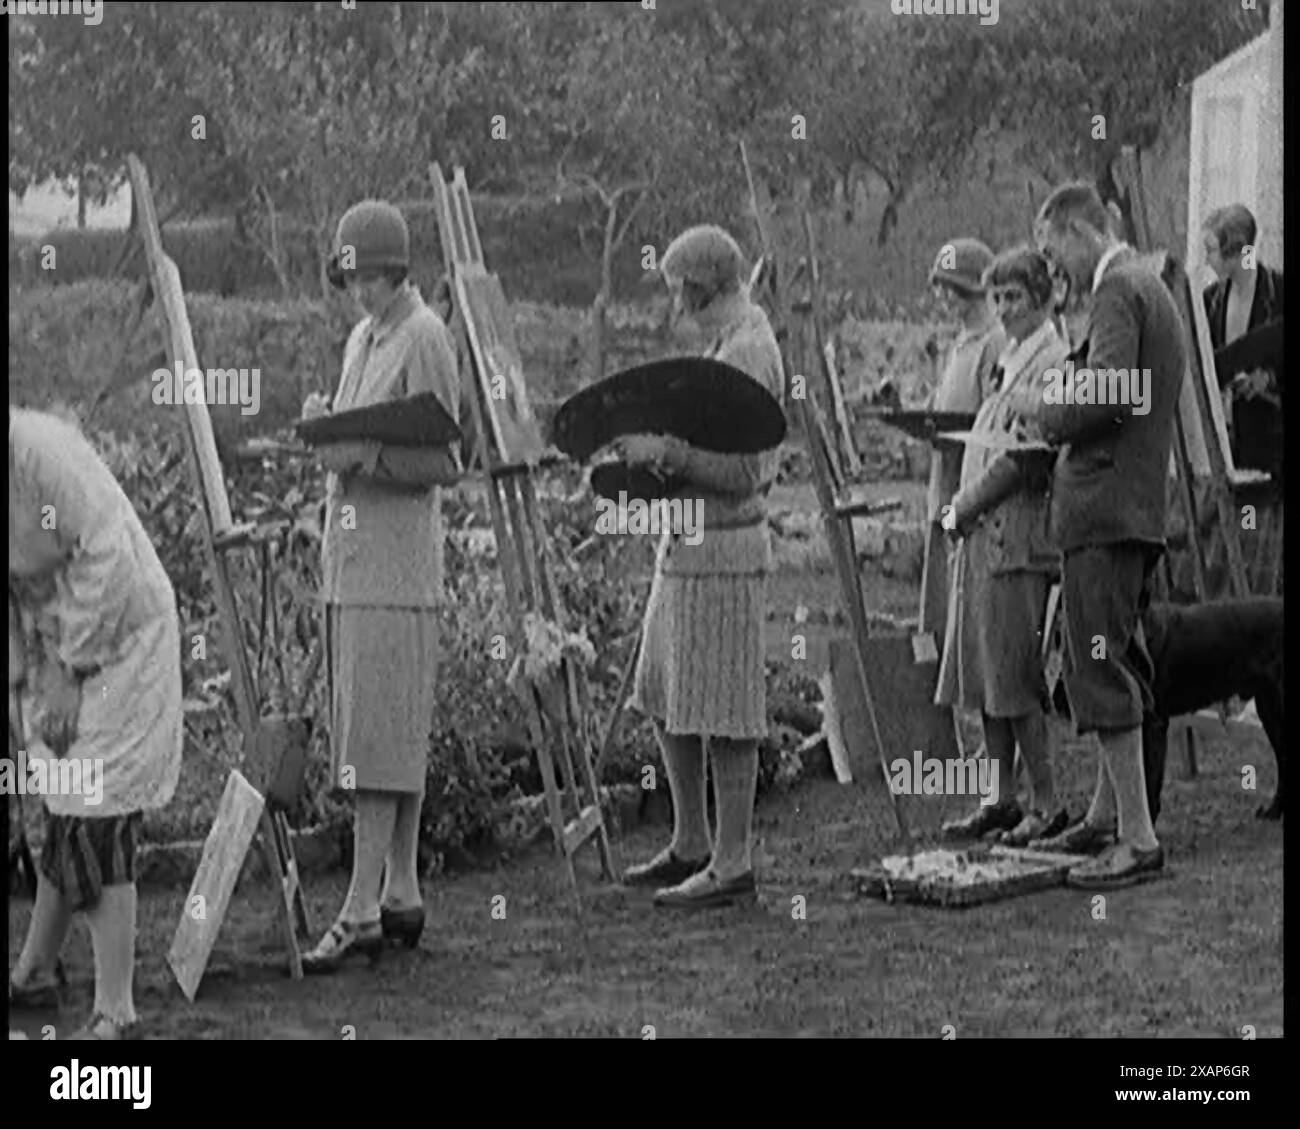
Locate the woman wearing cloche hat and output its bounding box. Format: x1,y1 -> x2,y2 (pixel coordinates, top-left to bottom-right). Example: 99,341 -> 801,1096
918,236 -> 1005,641
300,199 -> 463,971
617,223 -> 786,909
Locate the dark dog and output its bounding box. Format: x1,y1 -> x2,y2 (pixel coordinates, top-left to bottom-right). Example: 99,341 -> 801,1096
1142,597 -> 1284,821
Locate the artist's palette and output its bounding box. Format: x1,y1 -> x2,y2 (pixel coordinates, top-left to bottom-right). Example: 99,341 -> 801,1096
935,430 -> 1056,457
864,409 -> 976,442
551,357 -> 787,463
295,392 -> 461,449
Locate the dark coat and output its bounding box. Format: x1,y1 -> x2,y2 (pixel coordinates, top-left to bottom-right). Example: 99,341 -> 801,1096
1038,249 -> 1186,553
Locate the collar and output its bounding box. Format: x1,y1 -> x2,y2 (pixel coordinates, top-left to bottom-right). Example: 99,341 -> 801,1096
1092,242 -> 1130,294
365,283 -> 422,346
997,317 -> 1059,379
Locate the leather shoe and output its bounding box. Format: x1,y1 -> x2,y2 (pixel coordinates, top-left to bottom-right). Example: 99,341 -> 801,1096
9,975 -> 59,1010
622,848 -> 711,888
997,807 -> 1069,847
302,919 -> 384,975
940,801 -> 1022,842
380,905 -> 425,949
653,868 -> 757,909
1067,842 -> 1165,889
1030,819 -> 1116,855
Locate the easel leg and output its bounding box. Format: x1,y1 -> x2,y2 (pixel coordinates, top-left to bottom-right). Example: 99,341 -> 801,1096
261,810 -> 304,979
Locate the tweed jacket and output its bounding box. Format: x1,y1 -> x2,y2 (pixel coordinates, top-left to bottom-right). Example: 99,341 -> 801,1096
950,318 -> 1066,576
1037,248 -> 1185,553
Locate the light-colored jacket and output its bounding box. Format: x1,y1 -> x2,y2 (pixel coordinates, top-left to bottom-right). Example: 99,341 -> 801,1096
926,320 -> 1004,521
321,284 -> 461,608
9,409 -> 182,816
950,318 -> 1066,576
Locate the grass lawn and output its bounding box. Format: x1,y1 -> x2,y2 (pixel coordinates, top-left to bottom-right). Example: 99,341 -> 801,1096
8,713 -> 1281,1039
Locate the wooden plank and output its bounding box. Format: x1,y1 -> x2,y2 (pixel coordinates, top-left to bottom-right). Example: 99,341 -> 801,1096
802,395 -> 909,841
126,159 -> 233,537
823,341 -> 861,475
1175,268 -> 1251,599
167,770 -> 265,1002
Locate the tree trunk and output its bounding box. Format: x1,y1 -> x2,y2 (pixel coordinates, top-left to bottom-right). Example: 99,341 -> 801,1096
77,169 -> 87,229
876,181 -> 906,247
590,195 -> 621,382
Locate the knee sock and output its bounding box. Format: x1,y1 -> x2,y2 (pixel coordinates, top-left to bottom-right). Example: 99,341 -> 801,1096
382,792 -> 424,909
980,713 -> 1018,809
1011,710 -> 1054,812
84,883 -> 137,1026
1084,740 -> 1118,827
708,737 -> 759,878
341,791 -> 398,924
1099,726 -> 1159,850
656,724 -> 711,859
12,871 -> 74,986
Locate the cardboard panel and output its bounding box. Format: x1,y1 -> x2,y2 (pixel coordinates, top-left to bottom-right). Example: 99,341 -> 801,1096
167,770 -> 265,1002
829,634 -> 959,787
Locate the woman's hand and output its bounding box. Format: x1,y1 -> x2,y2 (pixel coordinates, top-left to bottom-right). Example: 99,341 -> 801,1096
617,433 -> 675,470
37,664 -> 82,757
1230,368 -> 1278,405
301,392 -> 332,422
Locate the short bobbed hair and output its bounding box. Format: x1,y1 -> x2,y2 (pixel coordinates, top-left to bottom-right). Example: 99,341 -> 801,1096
982,245 -> 1055,310
1203,204 -> 1257,258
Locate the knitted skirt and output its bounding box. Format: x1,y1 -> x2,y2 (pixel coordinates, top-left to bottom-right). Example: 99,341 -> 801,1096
628,564 -> 768,741
325,605 -> 439,794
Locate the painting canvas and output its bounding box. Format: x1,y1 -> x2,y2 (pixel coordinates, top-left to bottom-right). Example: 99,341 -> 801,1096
455,271 -> 547,466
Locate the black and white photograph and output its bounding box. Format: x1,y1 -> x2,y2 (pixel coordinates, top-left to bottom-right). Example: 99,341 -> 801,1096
5,0 -> 1286,1080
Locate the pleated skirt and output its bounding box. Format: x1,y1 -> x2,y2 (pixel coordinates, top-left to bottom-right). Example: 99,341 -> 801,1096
935,534 -> 1050,719
628,566 -> 768,740
325,605 -> 439,794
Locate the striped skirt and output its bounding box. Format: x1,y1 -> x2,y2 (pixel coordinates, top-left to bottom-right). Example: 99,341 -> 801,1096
325,605 -> 440,794
41,810 -> 142,911
628,565 -> 768,740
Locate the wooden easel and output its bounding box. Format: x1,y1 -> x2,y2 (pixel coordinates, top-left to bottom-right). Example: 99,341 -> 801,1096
797,213 -> 910,844
429,164 -> 618,907
1114,147 -> 1251,604
120,157 -> 311,999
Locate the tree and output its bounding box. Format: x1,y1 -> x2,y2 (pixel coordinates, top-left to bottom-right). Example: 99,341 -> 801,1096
990,0 -> 1266,214
509,2 -> 739,377
176,3 -> 483,297
8,3 -> 248,225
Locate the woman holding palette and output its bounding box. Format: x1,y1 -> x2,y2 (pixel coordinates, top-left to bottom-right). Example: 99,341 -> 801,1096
299,200 -> 462,971
935,246 -> 1069,847
617,224 -> 785,909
